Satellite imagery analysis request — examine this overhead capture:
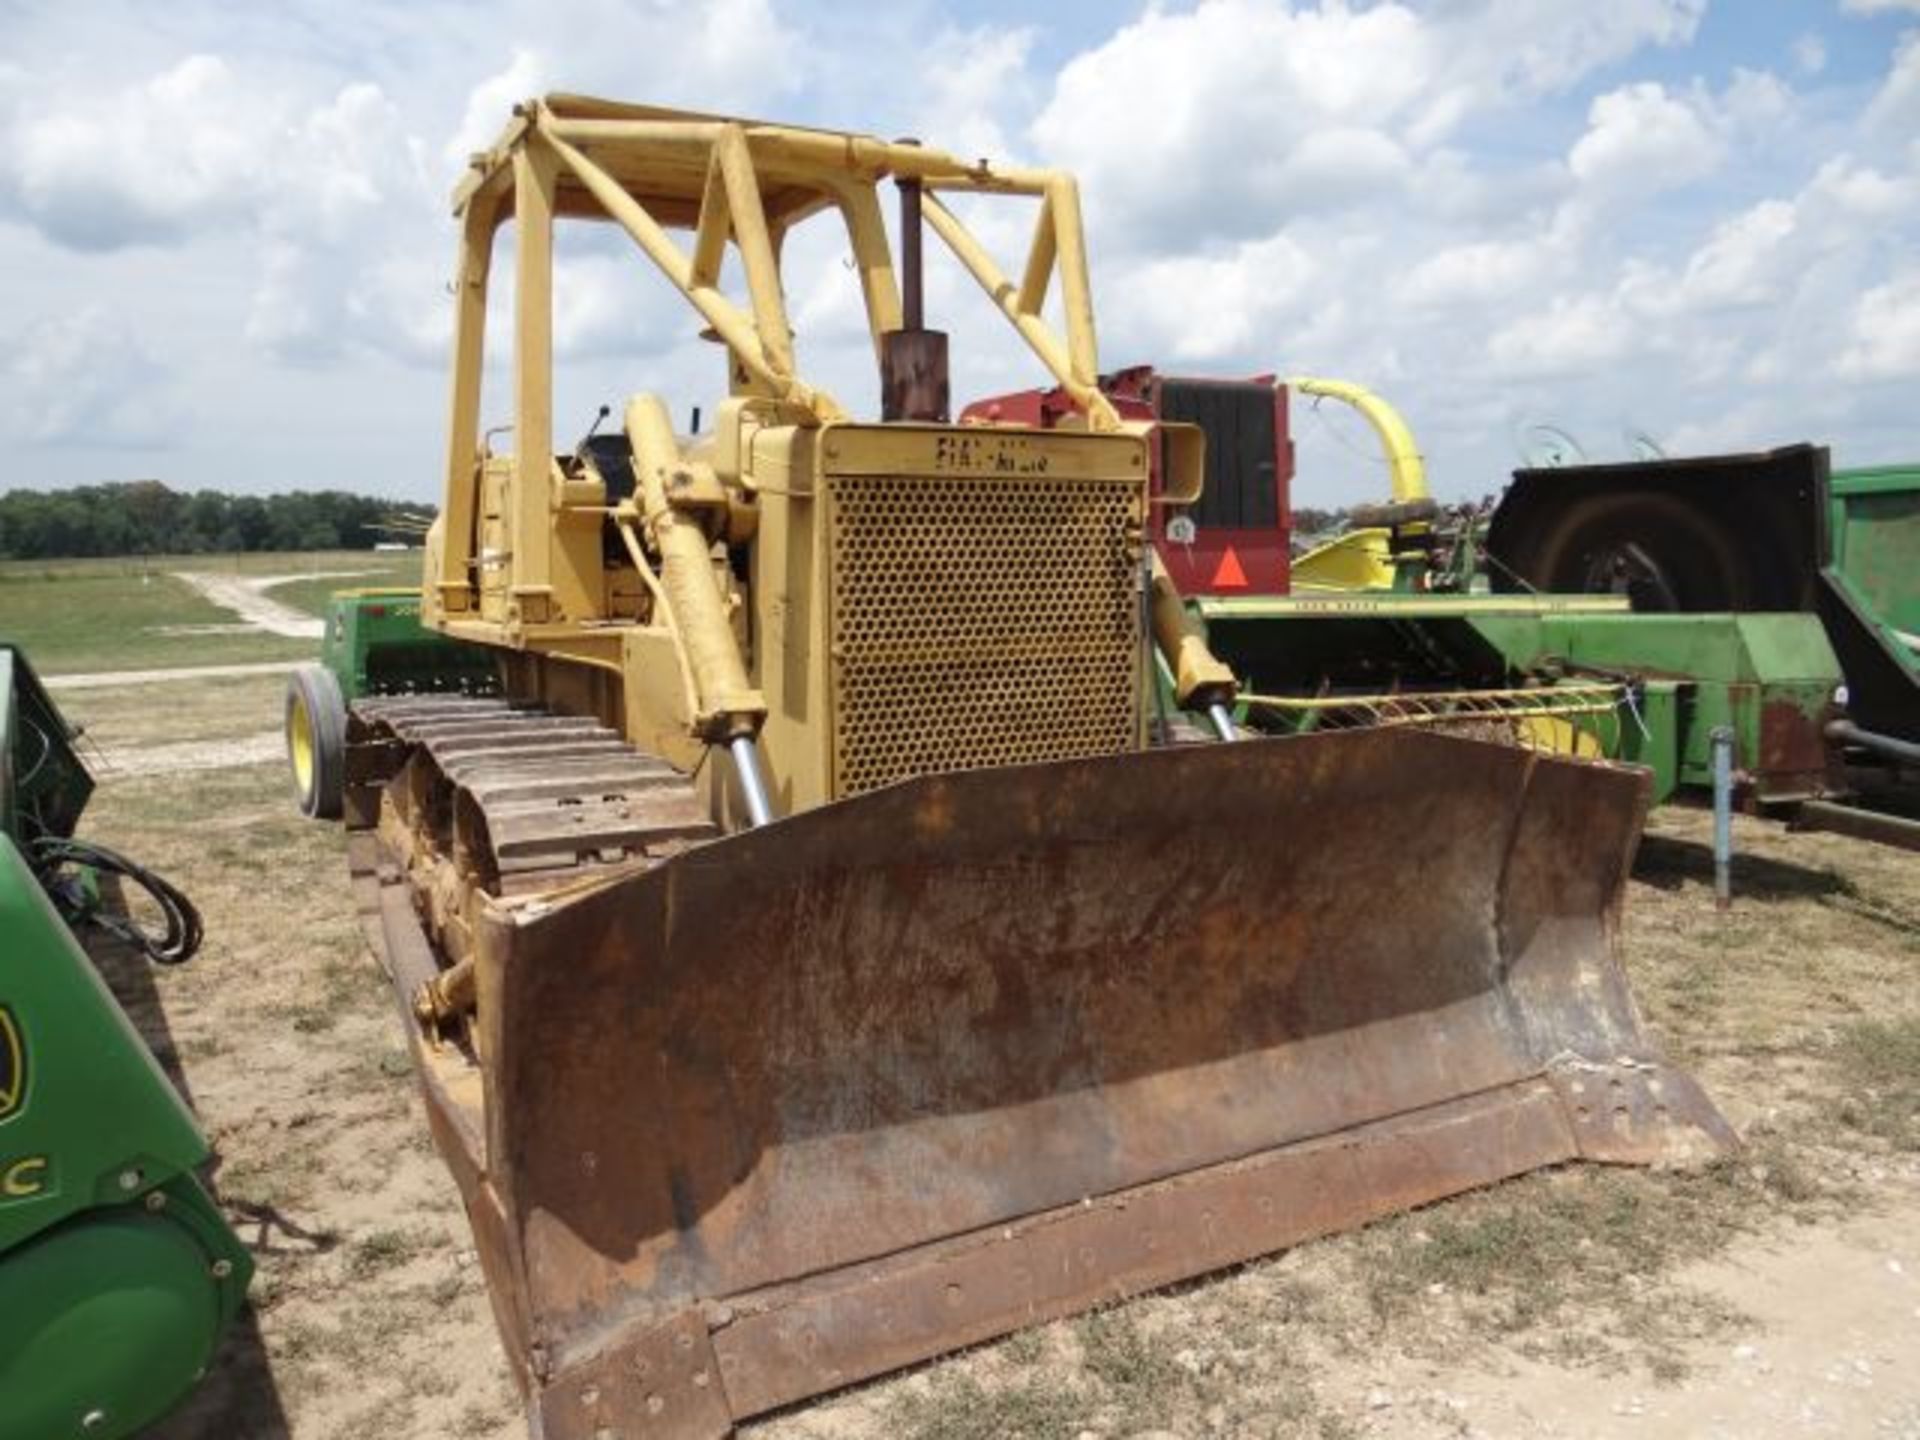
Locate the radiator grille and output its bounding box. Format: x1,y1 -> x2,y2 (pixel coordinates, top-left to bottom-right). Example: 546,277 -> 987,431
827,472 -> 1144,796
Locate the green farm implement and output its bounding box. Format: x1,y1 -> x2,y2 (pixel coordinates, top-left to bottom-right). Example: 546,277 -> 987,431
283,586 -> 497,818
1817,463 -> 1920,748
1483,447 -> 1918,835
0,643 -> 252,1440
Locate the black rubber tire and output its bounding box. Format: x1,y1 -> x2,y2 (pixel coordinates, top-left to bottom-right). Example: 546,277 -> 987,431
1516,491 -> 1764,612
286,663 -> 347,820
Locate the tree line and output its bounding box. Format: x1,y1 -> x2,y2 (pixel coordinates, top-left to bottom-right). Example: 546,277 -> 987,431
0,481 -> 435,559
0,483 -> 1368,561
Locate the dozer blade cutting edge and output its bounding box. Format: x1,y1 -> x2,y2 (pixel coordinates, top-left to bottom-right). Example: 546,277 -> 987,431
357,725 -> 1731,1440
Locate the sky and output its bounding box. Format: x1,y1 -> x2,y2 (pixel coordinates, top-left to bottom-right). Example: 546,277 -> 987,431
0,0 -> 1916,507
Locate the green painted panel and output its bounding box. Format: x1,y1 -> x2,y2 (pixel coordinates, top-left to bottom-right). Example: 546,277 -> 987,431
1612,680 -> 1681,803
1830,465 -> 1920,643
0,1181 -> 249,1440
1472,612 -> 1840,686
319,589 -> 496,700
0,645 -> 93,846
0,839 -> 207,1254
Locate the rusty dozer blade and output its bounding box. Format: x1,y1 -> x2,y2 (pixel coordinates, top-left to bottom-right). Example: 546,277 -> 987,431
453,727 -> 1729,1438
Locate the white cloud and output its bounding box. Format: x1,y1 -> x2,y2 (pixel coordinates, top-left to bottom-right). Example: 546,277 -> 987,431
1838,270 -> 1920,380
1567,82 -> 1723,199
245,241 -> 335,364
908,27 -> 1037,165
445,50 -> 546,173
1793,33 -> 1828,75
0,0 -> 1911,499
0,52 -> 444,371
1486,293 -> 1638,377
1841,0 -> 1920,13
1804,154 -> 1919,219
1670,198 -> 1799,309
1661,397 -> 1803,457
1117,232 -> 1321,363
1397,238 -> 1559,309
1866,30 -> 1920,132
1618,151 -> 1918,323
1469,0 -> 1706,93
2,306 -> 180,445
1031,0 -> 1714,251
1718,68 -> 1795,131
2,56 -> 266,250
290,83 -> 426,239
1032,1 -> 1446,243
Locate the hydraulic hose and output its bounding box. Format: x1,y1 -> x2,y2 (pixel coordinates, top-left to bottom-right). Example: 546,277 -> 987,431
28,836 -> 204,965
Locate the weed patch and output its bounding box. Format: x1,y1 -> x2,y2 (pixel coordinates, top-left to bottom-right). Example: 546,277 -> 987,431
348,1227 -> 433,1280
1075,1306 -> 1190,1422
1831,1016 -> 1920,1150
1353,1138 -> 1832,1373
882,1371 -> 1084,1440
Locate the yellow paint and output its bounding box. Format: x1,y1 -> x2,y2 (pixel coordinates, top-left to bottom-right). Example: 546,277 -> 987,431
1285,377 -> 1428,505
415,96 -> 1239,819
288,692 -> 315,797
1290,528 -> 1397,591
434,96 -> 1136,625
1,1155 -> 47,1199
1518,714 -> 1606,758
0,1006 -> 21,1120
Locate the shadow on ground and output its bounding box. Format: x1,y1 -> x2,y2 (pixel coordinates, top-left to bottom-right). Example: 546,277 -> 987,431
1636,832 -> 1854,901
86,913 -> 294,1440
1635,829 -> 1920,939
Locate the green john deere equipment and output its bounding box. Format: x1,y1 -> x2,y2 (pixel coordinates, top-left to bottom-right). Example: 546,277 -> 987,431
286,585 -> 497,819
1485,445 -> 1919,843
963,369 -> 1852,806
0,643 -> 252,1440
1816,463 -> 1920,748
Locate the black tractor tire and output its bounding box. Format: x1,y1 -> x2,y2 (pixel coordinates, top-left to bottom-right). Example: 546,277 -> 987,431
1512,491 -> 1770,612
286,663 -> 347,820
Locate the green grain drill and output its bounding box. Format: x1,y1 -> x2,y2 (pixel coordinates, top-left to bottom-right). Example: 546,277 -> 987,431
283,587 -> 496,818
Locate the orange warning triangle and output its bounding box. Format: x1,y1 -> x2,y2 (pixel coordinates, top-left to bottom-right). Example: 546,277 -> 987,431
1210,546 -> 1249,589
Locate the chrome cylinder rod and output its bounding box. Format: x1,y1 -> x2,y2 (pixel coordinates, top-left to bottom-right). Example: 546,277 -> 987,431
1207,703 -> 1239,742
729,735 -> 776,828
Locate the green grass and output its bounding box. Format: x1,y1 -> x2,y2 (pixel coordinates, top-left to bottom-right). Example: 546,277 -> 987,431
267,553 -> 420,617
0,550 -> 402,581
0,550 -> 408,674
0,568 -> 308,673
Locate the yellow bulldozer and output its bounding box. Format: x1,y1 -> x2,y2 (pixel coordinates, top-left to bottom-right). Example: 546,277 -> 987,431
294,96 -> 1731,1437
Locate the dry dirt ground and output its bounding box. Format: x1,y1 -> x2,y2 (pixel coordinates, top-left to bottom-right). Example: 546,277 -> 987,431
53,670 -> 1920,1440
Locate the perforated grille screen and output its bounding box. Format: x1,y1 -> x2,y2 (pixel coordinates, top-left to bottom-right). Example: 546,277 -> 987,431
827,472 -> 1145,797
